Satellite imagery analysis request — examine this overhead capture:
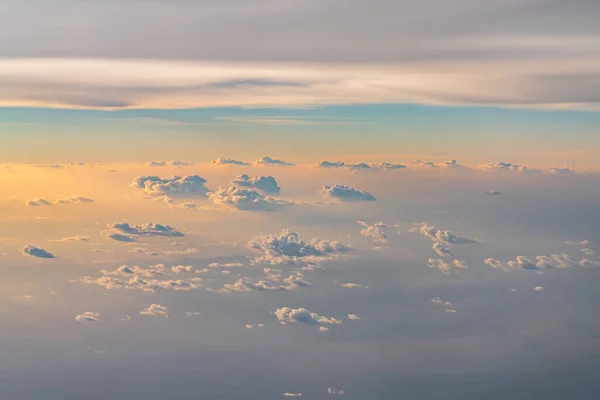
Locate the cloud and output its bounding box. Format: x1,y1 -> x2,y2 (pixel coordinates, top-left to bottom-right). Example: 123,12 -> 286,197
411,160 -> 465,169
346,314 -> 360,320
210,158 -> 251,166
245,323 -> 264,329
431,297 -> 452,305
483,190 -> 502,196
21,244 -> 55,259
358,221 -> 388,245
566,240 -> 589,246
217,272 -> 310,293
547,167 -> 574,175
534,286 -> 545,292
320,185 -> 376,202
108,233 -> 136,242
482,162 -> 540,173
208,185 -> 284,211
274,307 -> 342,327
75,311 -> 101,323
140,304 -> 169,318
416,223 -> 478,245
341,282 -> 365,289
253,156 -> 293,166
432,242 -> 454,257
108,222 -> 184,237
247,229 -> 353,266
282,393 -> 303,397
80,263 -> 201,293
316,161 -> 406,171
485,253 -> 580,271
581,248 -> 596,257
328,388 -> 344,395
131,175 -> 210,197
147,160 -> 193,167
209,262 -> 245,268
51,236 -> 90,243
231,174 -> 281,194
427,258 -> 468,274
26,196 -> 94,207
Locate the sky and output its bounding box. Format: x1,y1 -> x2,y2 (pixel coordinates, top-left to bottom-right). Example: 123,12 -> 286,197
1,1 -> 600,399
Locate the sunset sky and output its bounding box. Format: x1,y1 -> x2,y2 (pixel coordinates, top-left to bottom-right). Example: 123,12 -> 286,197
2,1 -> 600,399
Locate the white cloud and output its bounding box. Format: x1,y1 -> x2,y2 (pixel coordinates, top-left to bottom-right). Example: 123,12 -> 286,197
580,248 -> 596,257
341,282 -> 365,289
51,236 -> 90,243
485,253 -> 580,271
411,160 -> 465,169
217,272 -> 310,293
210,158 -> 250,166
254,156 -> 293,166
346,314 -> 360,320
416,223 -> 478,245
282,393 -> 303,397
131,175 -> 211,197
319,326 -> 330,332
565,240 -> 588,246
209,185 -> 284,211
247,229 -> 353,266
316,161 -> 405,171
534,286 -> 545,292
328,388 -> 344,395
358,221 -> 388,245
427,258 -> 468,274
75,311 -> 101,323
140,304 -> 169,318
245,323 -> 265,329
26,196 -> 94,207
482,162 -> 540,173
275,307 -> 342,327
209,262 -> 245,268
147,160 -> 193,167
21,244 -> 55,259
320,185 -> 376,202
430,297 -> 452,305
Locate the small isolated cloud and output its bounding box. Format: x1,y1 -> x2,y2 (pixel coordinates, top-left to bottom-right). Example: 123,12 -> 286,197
416,223 -> 478,245
282,393 -> 303,397
140,304 -> 169,317
109,222 -> 184,237
21,244 -> 55,259
108,233 -> 136,242
446,309 -> 457,313
231,174 -> 281,194
245,323 -> 265,329
482,162 -> 540,173
319,326 -> 330,332
341,282 -> 365,289
275,307 -> 342,328
346,314 -> 360,320
485,253 -> 579,271
75,311 -> 101,323
534,286 -> 545,292
427,258 -> 468,274
26,196 -> 94,207
51,236 -> 90,243
320,185 -> 376,202
328,388 -> 344,395
185,311 -> 201,317
430,297 -> 452,305
147,160 -> 193,167
248,229 -> 353,266
131,175 -> 211,197
210,158 -> 250,166
484,190 -> 502,196
358,221 -> 388,245
254,156 -> 293,166
209,185 -> 283,211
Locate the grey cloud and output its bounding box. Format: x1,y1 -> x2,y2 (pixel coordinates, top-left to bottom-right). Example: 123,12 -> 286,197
328,388 -> 344,395
274,307 -> 342,327
51,236 -> 90,243
317,161 -> 406,171
231,174 -> 281,194
21,244 -> 55,259
75,311 -> 101,323
320,185 -> 376,202
108,233 -> 136,243
416,223 -> 478,245
147,160 -> 193,167
131,175 -> 211,197
109,222 -> 184,237
482,161 -> 540,173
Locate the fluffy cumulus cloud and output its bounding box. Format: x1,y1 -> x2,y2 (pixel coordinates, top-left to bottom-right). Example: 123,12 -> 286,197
217,272 -> 310,293
131,175 -> 211,197
26,196 -> 94,207
108,222 -> 184,237
75,311 -> 101,323
427,258 -> 468,274
416,223 -> 478,245
253,156 -> 293,166
485,253 -> 593,271
320,185 -> 376,202
209,185 -> 283,211
482,162 -> 540,173
231,174 -> 281,194
316,161 -> 405,171
147,160 -> 193,167
80,263 -> 201,293
21,244 -> 55,259
247,229 -> 353,266
274,307 -> 342,328
358,221 -> 388,245
140,304 -> 169,318
210,158 -> 250,166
